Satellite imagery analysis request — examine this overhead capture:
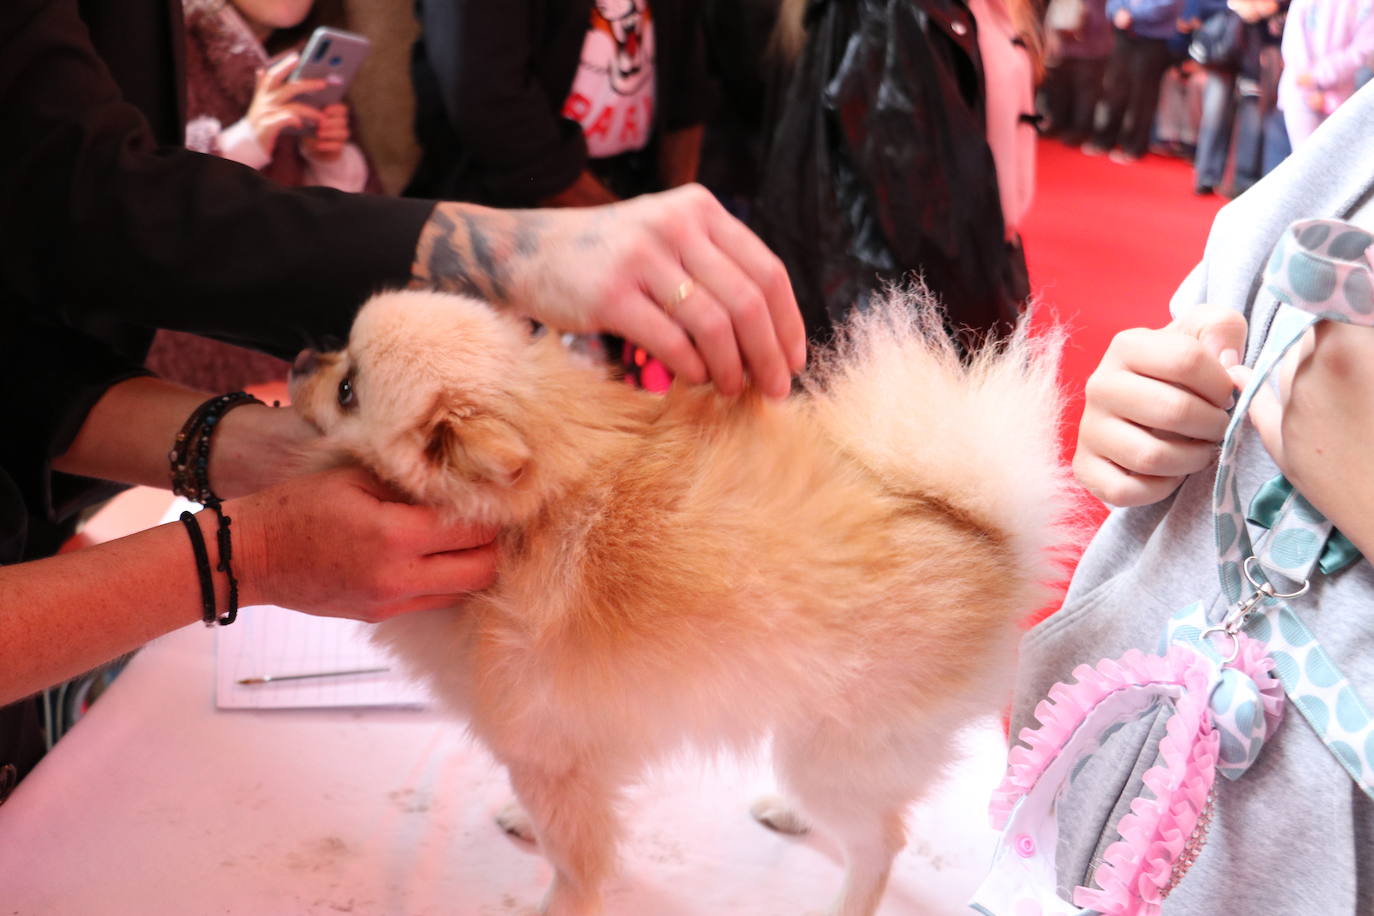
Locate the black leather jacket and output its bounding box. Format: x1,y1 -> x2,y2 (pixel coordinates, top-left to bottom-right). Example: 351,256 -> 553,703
753,0 -> 1022,346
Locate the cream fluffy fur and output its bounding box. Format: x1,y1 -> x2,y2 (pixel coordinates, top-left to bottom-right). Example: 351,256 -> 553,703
289,289 -> 1078,916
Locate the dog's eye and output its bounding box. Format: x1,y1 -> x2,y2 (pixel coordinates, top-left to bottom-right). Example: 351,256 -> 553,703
337,376 -> 355,409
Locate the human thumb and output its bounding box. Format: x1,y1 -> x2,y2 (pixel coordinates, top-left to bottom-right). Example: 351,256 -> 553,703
1171,304 -> 1249,368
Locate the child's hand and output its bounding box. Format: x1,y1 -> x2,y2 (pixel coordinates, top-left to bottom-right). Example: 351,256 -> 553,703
1114,8 -> 1133,29
1229,322 -> 1374,556
245,54 -> 325,152
301,104 -> 351,162
1073,305 -> 1247,507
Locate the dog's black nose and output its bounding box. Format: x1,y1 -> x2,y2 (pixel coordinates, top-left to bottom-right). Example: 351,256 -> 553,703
292,348 -> 319,377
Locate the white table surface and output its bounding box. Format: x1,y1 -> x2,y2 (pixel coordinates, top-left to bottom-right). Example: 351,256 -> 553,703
0,622 -> 1010,915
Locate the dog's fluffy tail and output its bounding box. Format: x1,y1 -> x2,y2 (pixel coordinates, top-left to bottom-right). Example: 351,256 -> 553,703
801,286 -> 1082,597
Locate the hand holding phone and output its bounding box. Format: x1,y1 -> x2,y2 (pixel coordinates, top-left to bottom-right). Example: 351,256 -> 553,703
244,54 -> 329,151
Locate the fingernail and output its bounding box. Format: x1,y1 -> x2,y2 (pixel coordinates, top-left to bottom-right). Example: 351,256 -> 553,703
1225,365 -> 1248,407
1219,348 -> 1239,368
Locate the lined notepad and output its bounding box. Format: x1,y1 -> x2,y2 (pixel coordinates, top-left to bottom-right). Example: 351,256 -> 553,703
215,606 -> 432,709
158,495 -> 433,710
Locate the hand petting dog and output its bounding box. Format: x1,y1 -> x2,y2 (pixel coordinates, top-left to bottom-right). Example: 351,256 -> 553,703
410,184 -> 808,400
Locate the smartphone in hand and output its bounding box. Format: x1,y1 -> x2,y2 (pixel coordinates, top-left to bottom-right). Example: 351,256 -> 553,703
289,26 -> 371,112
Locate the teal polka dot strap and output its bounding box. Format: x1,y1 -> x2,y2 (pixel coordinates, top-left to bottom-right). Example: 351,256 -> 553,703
1248,476 -> 1362,576
1255,480 -> 1336,580
1215,217 -> 1374,799
1264,219 -> 1374,320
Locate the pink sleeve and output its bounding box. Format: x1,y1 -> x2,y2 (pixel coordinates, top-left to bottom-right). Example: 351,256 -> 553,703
970,0 -> 1037,236
301,142 -> 369,193
213,118 -> 272,170
1309,12 -> 1374,91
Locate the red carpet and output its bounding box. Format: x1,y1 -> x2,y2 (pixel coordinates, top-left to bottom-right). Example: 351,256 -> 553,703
1019,140 -> 1226,623
1022,142 -> 1225,450
1023,140 -> 1227,453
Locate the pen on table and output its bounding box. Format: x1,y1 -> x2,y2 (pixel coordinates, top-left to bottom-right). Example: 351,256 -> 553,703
237,666 -> 391,685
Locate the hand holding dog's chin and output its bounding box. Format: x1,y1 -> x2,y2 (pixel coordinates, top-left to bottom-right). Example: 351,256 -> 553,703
227,466 -> 500,622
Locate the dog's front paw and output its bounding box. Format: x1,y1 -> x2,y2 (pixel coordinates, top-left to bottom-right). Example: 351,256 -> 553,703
749,795 -> 811,835
495,798 -> 538,842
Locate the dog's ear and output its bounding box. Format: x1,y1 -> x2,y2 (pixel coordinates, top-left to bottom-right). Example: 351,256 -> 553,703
424,411 -> 529,487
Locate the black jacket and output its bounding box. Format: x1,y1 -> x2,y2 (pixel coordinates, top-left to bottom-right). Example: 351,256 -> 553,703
0,0 -> 438,563
0,0 -> 445,790
752,0 -> 1021,346
406,0 -> 708,205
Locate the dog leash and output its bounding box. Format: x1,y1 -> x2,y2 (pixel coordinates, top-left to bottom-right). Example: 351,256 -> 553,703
969,217 -> 1374,916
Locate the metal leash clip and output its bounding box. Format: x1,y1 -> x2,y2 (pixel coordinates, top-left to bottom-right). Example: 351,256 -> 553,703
1202,556 -> 1310,663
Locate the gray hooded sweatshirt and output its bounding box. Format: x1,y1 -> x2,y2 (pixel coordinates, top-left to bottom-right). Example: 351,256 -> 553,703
1010,84 -> 1374,915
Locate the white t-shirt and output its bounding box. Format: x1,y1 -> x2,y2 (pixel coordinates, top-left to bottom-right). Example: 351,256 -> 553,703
561,0 -> 656,158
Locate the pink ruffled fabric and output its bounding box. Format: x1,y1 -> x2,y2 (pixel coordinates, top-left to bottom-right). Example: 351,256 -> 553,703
989,648 -> 1185,831
989,637 -> 1280,916
1071,660 -> 1215,915
1232,635 -> 1287,750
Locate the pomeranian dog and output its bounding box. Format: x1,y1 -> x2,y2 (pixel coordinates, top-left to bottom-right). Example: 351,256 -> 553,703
289,288 -> 1076,916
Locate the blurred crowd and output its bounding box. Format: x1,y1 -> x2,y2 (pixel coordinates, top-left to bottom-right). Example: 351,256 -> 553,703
1040,0 -> 1374,196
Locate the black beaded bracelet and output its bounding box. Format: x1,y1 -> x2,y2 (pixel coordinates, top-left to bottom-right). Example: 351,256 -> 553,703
208,502 -> 240,626
179,511 -> 218,627
169,391 -> 263,504
170,392 -> 262,626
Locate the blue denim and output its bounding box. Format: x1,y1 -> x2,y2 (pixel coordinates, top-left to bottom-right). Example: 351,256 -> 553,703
1261,108 -> 1291,176
1229,99 -> 1292,193
1231,94 -> 1262,192
1194,71 -> 1236,189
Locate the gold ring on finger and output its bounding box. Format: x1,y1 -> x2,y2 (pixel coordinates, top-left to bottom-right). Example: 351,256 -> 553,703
665,278 -> 695,317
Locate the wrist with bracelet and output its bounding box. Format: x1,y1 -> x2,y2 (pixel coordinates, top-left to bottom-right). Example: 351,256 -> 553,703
169,392 -> 265,626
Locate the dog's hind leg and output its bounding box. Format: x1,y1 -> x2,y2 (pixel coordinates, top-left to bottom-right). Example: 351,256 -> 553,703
505,761 -> 620,916
495,797 -> 537,842
772,720 -> 948,916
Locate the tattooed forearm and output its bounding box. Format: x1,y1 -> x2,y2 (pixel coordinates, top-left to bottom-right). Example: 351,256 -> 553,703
410,205 -> 483,300
409,203 -> 546,307
461,210 -> 508,303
